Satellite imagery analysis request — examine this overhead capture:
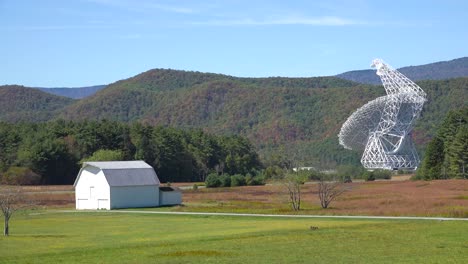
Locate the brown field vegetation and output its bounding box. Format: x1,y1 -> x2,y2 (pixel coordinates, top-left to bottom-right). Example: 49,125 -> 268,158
0,185 -> 74,207
179,179 -> 468,217
2,180 -> 467,217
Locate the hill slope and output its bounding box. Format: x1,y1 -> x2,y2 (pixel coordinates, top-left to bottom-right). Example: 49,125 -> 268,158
36,85 -> 106,99
1,69 -> 466,168
337,57 -> 468,84
107,68 -> 357,91
0,85 -> 75,122
58,69 -> 467,167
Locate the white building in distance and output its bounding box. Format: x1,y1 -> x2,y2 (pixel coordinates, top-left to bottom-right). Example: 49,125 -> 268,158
74,160 -> 182,210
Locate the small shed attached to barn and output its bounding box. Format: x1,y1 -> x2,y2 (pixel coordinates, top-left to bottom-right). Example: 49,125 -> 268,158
74,160 -> 182,210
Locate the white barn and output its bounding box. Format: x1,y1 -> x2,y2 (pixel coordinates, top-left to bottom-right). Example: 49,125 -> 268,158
74,160 -> 182,210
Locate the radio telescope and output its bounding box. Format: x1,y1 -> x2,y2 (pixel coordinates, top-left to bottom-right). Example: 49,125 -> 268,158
338,59 -> 427,170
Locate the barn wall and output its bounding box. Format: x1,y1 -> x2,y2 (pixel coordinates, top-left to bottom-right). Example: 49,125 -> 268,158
75,167 -> 110,210
159,191 -> 182,206
110,186 -> 159,209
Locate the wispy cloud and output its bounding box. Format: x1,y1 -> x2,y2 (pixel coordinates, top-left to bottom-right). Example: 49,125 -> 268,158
2,24 -> 115,31
86,0 -> 196,14
2,19 -> 147,32
147,3 -> 194,14
118,33 -> 142,39
189,16 -> 364,26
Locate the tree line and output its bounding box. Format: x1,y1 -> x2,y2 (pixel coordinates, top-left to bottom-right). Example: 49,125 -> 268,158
0,120 -> 262,185
416,107 -> 467,179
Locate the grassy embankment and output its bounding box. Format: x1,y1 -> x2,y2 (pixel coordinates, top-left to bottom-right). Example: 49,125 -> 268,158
0,211 -> 467,263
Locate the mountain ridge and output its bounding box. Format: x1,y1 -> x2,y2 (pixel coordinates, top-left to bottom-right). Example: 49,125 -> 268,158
36,85 -> 106,99
0,85 -> 75,122
1,58 -> 467,168
337,57 -> 468,84
20,56 -> 468,98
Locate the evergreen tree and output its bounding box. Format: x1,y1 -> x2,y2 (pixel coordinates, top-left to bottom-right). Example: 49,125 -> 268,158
447,126 -> 467,178
417,107 -> 467,180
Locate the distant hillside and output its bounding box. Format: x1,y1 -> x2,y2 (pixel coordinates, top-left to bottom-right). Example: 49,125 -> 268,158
36,85 -> 106,99
0,85 -> 75,122
337,57 -> 468,84
1,69 -> 466,168
58,69 -> 467,167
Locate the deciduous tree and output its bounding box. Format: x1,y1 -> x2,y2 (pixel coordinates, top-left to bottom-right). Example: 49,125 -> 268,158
0,186 -> 28,236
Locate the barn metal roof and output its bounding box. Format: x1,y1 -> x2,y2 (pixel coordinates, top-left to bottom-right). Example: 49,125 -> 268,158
85,160 -> 153,170
83,161 -> 160,187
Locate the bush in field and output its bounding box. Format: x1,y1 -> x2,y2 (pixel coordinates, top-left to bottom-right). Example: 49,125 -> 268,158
247,175 -> 265,186
219,174 -> 231,187
205,173 -> 222,188
373,169 -> 392,180
1,167 -> 41,185
205,173 -> 265,188
337,165 -> 365,180
245,174 -> 253,185
307,169 -> 325,181
363,171 -> 375,181
363,170 -> 392,181
343,175 -> 352,183
231,174 -> 246,187
263,166 -> 284,180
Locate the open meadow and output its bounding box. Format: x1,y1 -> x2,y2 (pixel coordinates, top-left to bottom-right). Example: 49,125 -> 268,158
176,179 -> 468,217
1,211 -> 467,263
15,179 -> 468,218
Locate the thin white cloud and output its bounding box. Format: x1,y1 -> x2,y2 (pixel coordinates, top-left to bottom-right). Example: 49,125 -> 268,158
147,3 -> 194,14
189,16 -> 364,26
86,0 -> 196,14
118,33 -> 142,39
2,20 -> 147,32
3,25 -> 114,31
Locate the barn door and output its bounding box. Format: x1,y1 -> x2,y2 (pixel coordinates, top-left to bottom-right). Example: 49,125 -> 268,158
98,199 -> 109,210
89,186 -> 95,198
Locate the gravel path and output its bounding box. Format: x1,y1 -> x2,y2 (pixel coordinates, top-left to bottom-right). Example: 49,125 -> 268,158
57,210 -> 468,221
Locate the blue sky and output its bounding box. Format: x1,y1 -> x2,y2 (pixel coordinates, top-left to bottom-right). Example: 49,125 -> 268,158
1,0 -> 467,87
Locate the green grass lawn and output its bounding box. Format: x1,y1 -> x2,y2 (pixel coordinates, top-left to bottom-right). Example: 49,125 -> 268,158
1,211 -> 467,263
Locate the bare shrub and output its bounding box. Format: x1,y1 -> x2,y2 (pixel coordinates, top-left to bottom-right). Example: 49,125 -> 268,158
318,179 -> 346,209
0,186 -> 30,236
281,173 -> 306,211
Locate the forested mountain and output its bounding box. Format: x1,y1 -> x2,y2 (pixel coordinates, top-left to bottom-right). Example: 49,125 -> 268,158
36,85 -> 106,99
55,71 -> 365,166
1,70 -> 466,169
0,85 -> 75,122
337,57 -> 468,84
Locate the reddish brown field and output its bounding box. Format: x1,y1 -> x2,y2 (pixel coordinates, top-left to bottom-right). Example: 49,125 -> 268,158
3,180 -> 467,217
0,185 -> 75,208
179,179 -> 468,217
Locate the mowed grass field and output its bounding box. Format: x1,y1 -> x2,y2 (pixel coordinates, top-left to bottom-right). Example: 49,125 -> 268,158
1,211 -> 467,264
